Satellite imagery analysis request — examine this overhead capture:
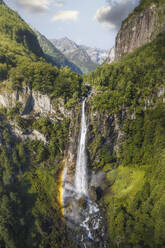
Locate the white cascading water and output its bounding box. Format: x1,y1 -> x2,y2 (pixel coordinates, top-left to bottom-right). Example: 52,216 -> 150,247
75,99 -> 88,196
63,98 -> 106,247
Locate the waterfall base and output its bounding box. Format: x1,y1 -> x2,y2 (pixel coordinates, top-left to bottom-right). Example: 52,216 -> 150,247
62,186 -> 107,247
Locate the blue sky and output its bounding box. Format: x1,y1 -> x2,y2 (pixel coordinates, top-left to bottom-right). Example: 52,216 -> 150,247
5,0 -> 139,50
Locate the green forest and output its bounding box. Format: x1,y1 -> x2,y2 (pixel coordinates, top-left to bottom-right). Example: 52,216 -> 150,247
0,2 -> 82,247
86,32 -> 165,248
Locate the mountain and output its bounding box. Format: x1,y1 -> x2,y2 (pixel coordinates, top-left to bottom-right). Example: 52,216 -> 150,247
78,45 -> 108,65
34,30 -> 82,75
51,37 -> 101,74
85,0 -> 165,247
0,2 -> 84,247
114,0 -> 165,61
105,0 -> 165,64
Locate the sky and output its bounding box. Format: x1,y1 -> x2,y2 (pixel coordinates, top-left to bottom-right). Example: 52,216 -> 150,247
5,0 -> 139,50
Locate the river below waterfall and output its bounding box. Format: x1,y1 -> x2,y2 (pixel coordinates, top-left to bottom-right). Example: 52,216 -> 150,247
62,99 -> 107,247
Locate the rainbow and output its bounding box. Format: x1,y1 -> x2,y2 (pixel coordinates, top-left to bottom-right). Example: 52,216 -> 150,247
58,167 -> 64,216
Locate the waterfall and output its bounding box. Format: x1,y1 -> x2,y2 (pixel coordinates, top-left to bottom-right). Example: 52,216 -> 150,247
62,98 -> 107,247
75,99 -> 88,196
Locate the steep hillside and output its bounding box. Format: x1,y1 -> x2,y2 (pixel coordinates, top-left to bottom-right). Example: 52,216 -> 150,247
0,2 -> 43,60
86,32 -> 165,247
34,30 -> 82,74
115,0 -> 165,61
0,2 -> 85,248
51,37 -> 98,74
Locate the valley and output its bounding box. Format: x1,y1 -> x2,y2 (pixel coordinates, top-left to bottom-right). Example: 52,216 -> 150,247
0,0 -> 165,247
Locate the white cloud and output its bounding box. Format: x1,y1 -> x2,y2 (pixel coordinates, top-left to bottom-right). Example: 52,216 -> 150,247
54,1 -> 65,8
94,0 -> 139,30
52,10 -> 79,22
12,0 -> 50,13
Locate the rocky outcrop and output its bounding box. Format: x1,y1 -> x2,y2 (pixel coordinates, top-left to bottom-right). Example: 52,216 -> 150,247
12,126 -> 47,144
105,47 -> 115,64
115,3 -> 165,61
0,84 -> 74,144
0,86 -> 54,115
0,85 -> 72,119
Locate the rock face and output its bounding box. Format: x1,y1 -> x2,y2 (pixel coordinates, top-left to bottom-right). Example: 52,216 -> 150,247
105,46 -> 115,64
115,3 -> 165,61
0,87 -> 54,115
0,86 -> 72,118
86,103 -> 125,169
0,84 -> 73,143
12,126 -> 47,144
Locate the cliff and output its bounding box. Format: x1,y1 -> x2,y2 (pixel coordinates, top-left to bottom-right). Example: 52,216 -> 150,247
86,30 -> 165,247
104,46 -> 115,64
115,1 -> 165,61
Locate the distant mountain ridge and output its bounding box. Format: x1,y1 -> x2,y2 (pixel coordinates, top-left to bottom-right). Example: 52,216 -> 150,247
34,30 -> 82,75
51,37 -> 108,73
79,45 -> 109,65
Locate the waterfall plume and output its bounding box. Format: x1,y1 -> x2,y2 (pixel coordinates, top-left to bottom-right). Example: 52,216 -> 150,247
75,99 -> 88,196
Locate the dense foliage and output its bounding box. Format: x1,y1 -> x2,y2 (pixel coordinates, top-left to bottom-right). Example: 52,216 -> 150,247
0,2 -> 83,248
0,3 -> 84,104
0,3 -> 43,58
86,33 -> 165,248
0,106 -> 77,248
9,61 -> 83,103
86,33 -> 165,113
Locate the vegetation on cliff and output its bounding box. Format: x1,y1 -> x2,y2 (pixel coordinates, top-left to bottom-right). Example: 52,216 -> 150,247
86,33 -> 165,247
0,2 -> 82,248
124,0 -> 165,23
0,106 -> 77,247
0,3 -> 84,104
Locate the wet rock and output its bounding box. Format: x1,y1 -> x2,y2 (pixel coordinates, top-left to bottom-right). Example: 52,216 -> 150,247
89,171 -> 109,200
88,187 -> 97,201
77,196 -> 88,209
